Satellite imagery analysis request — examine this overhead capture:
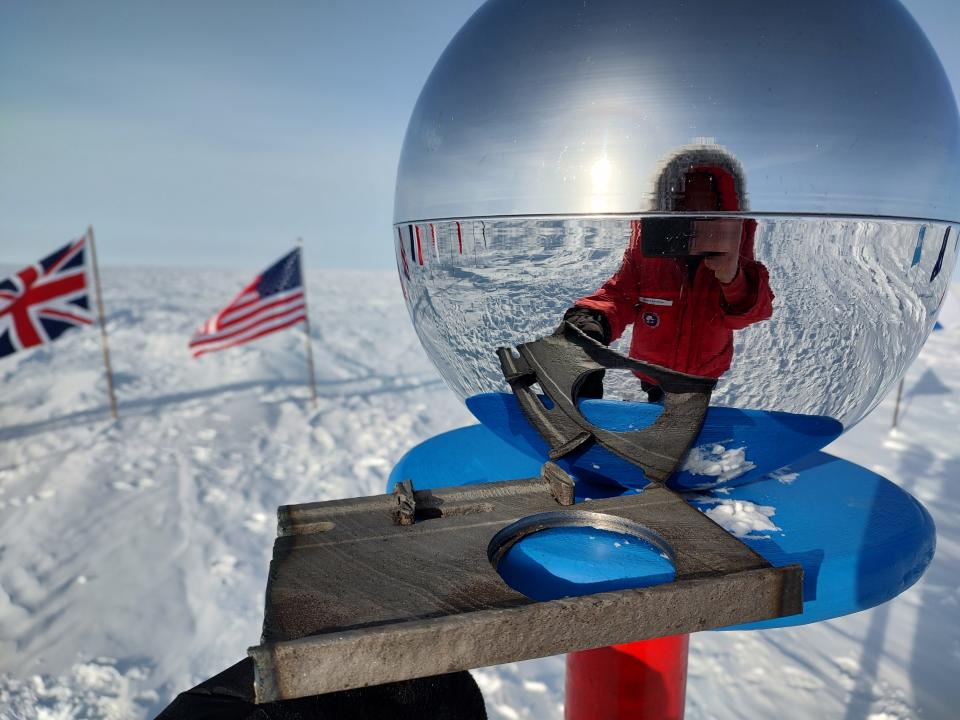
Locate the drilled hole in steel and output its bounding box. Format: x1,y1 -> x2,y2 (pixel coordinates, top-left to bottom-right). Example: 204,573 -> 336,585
583,367 -> 664,407
488,511 -> 676,602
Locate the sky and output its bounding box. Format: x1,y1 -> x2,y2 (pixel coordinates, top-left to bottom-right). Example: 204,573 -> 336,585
1,0 -> 959,270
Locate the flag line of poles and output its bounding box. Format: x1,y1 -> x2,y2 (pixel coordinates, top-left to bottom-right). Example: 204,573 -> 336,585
1,225 -> 955,423
0,228 -> 319,418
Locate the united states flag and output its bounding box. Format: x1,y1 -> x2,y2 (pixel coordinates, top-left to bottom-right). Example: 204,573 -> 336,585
0,238 -> 92,358
189,248 -> 306,357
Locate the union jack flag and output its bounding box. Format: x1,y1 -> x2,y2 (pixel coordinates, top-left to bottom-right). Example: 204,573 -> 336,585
0,238 -> 92,358
189,248 -> 306,357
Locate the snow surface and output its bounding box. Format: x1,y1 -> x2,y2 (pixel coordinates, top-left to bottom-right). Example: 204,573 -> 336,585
0,268 -> 958,719
700,499 -> 780,538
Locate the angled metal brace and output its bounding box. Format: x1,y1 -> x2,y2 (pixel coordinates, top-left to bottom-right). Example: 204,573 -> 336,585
497,323 -> 717,483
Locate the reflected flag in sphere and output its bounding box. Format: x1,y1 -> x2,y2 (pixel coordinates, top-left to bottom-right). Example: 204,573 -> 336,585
0,237 -> 92,358
189,248 -> 306,357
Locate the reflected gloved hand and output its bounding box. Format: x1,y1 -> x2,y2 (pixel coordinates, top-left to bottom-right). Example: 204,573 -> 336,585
559,306 -> 610,399
560,306 -> 612,345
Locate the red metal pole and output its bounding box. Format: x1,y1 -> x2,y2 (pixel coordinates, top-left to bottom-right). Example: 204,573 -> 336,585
566,634 -> 689,720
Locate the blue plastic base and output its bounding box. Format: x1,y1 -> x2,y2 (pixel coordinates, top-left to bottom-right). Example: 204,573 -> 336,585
388,422 -> 935,630
465,393 -> 843,492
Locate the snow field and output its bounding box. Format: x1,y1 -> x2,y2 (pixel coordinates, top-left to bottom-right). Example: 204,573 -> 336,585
0,269 -> 957,719
0,268 -> 469,718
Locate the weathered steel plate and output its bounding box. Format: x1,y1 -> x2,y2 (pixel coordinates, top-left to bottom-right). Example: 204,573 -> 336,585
249,476 -> 802,703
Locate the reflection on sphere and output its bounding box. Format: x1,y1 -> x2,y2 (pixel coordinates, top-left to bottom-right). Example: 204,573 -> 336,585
395,214 -> 956,428
393,0 -> 960,432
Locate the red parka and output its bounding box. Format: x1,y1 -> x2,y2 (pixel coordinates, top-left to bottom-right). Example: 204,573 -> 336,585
574,219 -> 774,380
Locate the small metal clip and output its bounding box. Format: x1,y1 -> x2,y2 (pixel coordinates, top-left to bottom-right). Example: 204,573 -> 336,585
393,479 -> 416,526
541,461 -> 576,506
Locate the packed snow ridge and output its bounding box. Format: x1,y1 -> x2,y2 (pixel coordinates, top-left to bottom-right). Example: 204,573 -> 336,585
683,442 -> 757,484
701,499 -> 781,538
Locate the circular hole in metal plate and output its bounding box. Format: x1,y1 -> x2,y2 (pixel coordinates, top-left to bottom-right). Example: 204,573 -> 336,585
488,510 -> 677,601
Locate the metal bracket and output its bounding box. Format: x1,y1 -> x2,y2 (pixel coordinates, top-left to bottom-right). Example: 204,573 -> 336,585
248,328 -> 803,704
497,323 -> 717,484
393,479 -> 416,526
249,479 -> 802,703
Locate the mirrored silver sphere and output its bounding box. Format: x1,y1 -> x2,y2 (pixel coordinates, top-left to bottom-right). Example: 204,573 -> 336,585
395,0 -> 960,222
393,0 -> 960,431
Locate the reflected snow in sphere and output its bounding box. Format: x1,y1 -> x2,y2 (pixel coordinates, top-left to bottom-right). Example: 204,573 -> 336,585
393,0 -> 960,431
395,216 -> 956,428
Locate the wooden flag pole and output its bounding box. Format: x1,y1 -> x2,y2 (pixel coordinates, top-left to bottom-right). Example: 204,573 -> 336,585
891,376 -> 905,429
297,238 -> 318,410
86,225 -> 119,421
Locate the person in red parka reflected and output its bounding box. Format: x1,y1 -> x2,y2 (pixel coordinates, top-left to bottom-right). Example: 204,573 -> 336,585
564,145 -> 774,401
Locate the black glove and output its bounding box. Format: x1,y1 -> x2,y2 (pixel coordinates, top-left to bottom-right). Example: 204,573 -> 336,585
561,306 -> 612,345
155,658 -> 488,720
559,307 -> 610,399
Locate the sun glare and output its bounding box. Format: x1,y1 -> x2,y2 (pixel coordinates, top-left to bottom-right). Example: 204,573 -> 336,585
590,156 -> 612,211
591,156 -> 611,190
